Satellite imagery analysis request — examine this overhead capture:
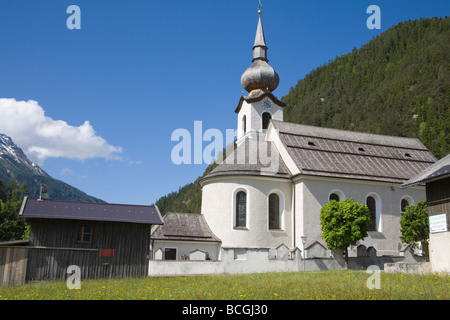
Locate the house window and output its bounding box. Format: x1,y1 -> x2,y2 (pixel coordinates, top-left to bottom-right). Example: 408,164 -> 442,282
268,193 -> 280,229
401,198 -> 409,212
329,193 -> 340,202
366,196 -> 377,231
164,248 -> 177,260
77,225 -> 92,243
236,191 -> 247,228
262,112 -> 271,130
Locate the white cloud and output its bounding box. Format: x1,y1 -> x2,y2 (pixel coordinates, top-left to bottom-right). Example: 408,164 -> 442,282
0,98 -> 122,164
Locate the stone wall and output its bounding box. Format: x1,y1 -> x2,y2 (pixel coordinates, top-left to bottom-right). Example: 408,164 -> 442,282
148,245 -> 424,277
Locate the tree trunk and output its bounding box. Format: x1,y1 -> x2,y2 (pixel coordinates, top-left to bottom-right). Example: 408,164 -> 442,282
344,247 -> 349,269
421,241 -> 429,261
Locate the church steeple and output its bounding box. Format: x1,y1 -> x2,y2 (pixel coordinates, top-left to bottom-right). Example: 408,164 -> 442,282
241,11 -> 279,94
235,9 -> 285,145
252,14 -> 268,62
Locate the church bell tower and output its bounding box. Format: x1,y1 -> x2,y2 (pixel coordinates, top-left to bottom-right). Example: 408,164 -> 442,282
235,10 -> 285,145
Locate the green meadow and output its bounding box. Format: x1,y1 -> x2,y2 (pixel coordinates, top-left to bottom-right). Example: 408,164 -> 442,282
0,271 -> 448,300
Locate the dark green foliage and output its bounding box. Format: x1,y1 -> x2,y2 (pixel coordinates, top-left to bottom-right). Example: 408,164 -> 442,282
320,199 -> 370,268
0,179 -> 28,241
282,17 -> 449,159
400,200 -> 429,252
155,163 -> 218,215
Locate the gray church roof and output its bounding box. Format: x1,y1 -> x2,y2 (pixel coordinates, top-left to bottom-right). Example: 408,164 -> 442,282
272,120 -> 436,183
204,120 -> 436,184
402,153 -> 450,187
204,139 -> 291,180
151,212 -> 221,242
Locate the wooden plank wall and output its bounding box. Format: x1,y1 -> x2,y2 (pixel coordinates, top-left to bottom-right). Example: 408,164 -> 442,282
0,247 -> 28,286
426,177 -> 450,226
25,219 -> 150,281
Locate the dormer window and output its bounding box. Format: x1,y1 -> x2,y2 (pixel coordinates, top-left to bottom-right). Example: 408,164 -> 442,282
308,141 -> 316,146
358,147 -> 365,152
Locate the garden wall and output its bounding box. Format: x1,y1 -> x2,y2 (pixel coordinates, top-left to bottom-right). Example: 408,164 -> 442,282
148,245 -> 423,276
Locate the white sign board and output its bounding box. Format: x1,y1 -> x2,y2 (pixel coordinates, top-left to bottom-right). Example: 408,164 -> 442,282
429,213 -> 448,233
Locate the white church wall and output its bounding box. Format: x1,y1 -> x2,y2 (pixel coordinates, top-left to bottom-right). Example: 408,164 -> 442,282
201,176 -> 293,250
294,176 -> 427,256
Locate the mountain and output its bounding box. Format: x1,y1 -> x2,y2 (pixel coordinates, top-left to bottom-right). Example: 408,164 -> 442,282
155,17 -> 449,215
0,133 -> 104,203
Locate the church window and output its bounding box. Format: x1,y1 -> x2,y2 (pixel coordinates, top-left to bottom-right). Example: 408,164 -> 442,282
401,198 -> 409,212
329,193 -> 340,202
366,196 -> 377,231
242,115 -> 247,134
235,191 -> 247,228
268,193 -> 280,229
262,112 -> 271,130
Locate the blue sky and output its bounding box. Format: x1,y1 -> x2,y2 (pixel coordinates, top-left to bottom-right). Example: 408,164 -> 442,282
0,1 -> 448,205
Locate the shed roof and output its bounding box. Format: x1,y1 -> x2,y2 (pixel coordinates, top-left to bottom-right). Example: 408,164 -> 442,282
402,153 -> 450,187
151,212 -> 221,242
272,120 -> 436,183
19,197 -> 163,225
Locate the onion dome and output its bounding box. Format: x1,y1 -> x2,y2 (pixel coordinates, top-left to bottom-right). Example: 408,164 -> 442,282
241,12 -> 279,93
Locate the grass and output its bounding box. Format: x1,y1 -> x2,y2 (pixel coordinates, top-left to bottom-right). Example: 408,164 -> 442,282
0,270 -> 448,300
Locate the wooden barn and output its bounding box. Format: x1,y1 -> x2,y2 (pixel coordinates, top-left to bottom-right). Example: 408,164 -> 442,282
0,197 -> 163,285
403,154 -> 450,273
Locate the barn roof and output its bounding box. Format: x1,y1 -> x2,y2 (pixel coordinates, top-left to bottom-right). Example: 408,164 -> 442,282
151,212 -> 221,242
19,197 -> 163,225
402,153 -> 450,187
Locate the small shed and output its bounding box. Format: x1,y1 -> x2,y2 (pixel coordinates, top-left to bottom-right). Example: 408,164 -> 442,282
150,212 -> 221,261
1,197 -> 163,285
403,154 -> 450,273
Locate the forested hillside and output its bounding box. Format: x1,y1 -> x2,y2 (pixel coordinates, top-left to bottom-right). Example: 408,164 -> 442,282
282,17 -> 449,159
155,17 -> 449,215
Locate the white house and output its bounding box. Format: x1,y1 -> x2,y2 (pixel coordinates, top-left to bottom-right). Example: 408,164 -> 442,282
199,11 -> 436,260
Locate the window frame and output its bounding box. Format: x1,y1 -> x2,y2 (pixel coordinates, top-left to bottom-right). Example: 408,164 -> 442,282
164,248 -> 177,260
262,112 -> 272,130
76,225 -> 93,243
366,193 -> 382,232
234,189 -> 248,229
400,195 -> 415,212
268,193 -> 281,230
267,189 -> 285,231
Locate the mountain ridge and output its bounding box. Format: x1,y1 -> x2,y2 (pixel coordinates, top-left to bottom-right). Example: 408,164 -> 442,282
0,133 -> 105,203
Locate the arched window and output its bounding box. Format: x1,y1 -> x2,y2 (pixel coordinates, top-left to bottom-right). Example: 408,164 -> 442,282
262,112 -> 271,130
235,191 -> 247,227
329,193 -> 340,202
401,198 -> 409,212
268,193 -> 280,229
242,115 -> 247,134
366,196 -> 377,231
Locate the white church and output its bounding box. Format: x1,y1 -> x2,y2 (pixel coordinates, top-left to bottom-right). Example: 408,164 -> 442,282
151,11 -> 436,266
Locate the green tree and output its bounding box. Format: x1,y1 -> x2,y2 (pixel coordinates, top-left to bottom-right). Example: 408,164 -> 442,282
400,200 -> 429,258
0,179 -> 28,241
320,198 -> 371,268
